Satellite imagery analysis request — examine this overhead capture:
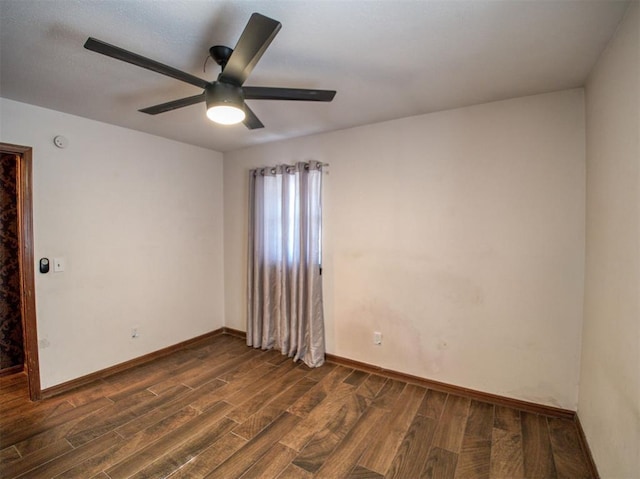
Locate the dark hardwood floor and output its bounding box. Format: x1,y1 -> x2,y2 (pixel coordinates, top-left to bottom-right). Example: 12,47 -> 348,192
0,334 -> 593,478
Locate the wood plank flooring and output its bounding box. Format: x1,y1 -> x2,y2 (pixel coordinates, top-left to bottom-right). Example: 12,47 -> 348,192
0,334 -> 594,478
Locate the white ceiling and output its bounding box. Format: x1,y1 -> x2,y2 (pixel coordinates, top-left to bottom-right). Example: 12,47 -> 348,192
0,0 -> 631,152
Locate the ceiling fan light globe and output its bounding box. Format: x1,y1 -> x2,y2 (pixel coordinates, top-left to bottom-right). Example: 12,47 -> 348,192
206,105 -> 246,125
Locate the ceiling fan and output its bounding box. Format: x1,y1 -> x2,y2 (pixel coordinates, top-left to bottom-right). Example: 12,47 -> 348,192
84,12 -> 336,129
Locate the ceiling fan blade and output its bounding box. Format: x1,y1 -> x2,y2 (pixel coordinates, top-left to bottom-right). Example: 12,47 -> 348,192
219,13 -> 281,86
243,86 -> 336,102
243,104 -> 264,130
139,93 -> 206,115
84,37 -> 209,89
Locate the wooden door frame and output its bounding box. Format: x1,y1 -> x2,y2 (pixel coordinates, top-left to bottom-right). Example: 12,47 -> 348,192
1,142 -> 40,400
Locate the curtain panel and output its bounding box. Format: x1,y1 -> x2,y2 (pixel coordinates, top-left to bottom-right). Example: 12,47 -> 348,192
247,161 -> 325,367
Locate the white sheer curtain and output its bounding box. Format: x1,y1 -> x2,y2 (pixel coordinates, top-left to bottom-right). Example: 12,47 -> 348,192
247,161 -> 325,367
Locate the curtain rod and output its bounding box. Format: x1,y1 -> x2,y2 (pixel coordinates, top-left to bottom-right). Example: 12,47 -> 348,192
251,161 -> 329,176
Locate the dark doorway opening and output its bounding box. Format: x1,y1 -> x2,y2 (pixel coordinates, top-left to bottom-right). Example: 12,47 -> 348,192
0,143 -> 40,400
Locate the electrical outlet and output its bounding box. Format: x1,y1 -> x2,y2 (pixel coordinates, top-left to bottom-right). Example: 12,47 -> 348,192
373,331 -> 382,345
131,327 -> 139,339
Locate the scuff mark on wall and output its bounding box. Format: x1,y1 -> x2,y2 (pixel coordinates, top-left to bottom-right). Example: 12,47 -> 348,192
337,298 -> 455,375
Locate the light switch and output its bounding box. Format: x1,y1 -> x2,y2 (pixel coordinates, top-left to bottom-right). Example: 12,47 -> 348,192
53,257 -> 65,272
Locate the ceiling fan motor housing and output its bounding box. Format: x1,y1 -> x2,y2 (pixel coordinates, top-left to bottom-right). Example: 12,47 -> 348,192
206,82 -> 245,109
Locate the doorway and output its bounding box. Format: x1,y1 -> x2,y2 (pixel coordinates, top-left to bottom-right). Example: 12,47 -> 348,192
0,143 -> 40,400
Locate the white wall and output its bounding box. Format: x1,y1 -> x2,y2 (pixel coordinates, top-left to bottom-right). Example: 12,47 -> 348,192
224,89 -> 586,409
0,99 -> 225,389
580,3 -> 640,477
